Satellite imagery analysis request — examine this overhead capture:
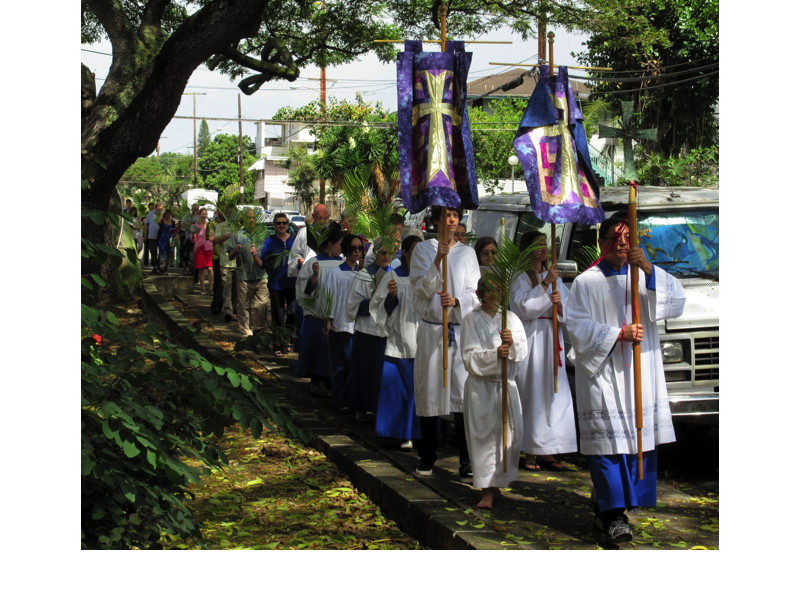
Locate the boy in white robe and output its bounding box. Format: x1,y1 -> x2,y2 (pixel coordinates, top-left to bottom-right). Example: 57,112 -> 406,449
461,278 -> 528,509
565,214 -> 686,543
410,206 -> 481,479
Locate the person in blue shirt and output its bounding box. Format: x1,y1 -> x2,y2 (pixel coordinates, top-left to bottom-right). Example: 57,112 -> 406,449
261,213 -> 296,357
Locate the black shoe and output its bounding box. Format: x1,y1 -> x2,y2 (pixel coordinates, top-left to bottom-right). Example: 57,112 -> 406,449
415,461 -> 434,476
224,314 -> 232,323
606,518 -> 633,543
459,463 -> 473,482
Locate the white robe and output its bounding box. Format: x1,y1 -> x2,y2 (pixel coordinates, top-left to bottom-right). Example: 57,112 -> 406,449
295,255 -> 342,319
287,226 -> 313,278
565,263 -> 686,455
371,269 -> 418,359
410,238 -> 481,416
347,268 -> 386,338
510,272 -> 577,455
319,265 -> 357,333
461,308 -> 528,489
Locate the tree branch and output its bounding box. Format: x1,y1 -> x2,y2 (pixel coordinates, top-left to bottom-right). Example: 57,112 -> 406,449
84,0 -> 135,53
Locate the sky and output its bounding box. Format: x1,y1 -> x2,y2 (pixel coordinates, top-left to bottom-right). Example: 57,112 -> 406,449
80,25 -> 589,156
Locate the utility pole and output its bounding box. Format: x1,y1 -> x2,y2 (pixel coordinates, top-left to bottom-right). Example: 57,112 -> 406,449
183,92 -> 206,187
238,94 -> 245,205
319,65 -> 327,205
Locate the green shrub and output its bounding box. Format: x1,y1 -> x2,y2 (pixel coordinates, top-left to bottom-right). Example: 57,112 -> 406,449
81,209 -> 282,549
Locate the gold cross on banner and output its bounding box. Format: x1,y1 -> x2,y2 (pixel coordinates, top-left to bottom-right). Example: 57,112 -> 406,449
412,70 -> 462,186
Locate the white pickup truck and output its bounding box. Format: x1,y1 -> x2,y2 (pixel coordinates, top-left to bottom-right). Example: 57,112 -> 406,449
466,186 -> 719,423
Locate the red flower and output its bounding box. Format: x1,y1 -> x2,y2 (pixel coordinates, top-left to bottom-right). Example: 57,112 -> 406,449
91,334 -> 103,345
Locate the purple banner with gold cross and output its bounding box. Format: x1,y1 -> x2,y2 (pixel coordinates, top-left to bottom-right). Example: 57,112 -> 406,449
397,40 -> 479,214
513,65 -> 603,224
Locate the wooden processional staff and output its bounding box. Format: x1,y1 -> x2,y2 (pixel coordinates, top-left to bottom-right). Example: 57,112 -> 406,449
628,182 -> 645,479
377,4 -> 510,388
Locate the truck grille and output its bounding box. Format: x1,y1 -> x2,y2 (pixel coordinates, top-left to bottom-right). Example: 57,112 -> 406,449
693,334 -> 719,381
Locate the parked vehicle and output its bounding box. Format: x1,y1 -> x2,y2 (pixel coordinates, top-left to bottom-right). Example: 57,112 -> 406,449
405,207 -> 471,240
290,215 -> 307,229
466,187 -> 719,423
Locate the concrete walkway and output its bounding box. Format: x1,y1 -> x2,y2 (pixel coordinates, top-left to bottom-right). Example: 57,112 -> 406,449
142,272 -> 719,550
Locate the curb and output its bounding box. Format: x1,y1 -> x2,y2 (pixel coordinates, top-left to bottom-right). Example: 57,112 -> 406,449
141,276 -> 506,550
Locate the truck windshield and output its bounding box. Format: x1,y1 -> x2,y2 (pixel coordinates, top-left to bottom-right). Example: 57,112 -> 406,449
639,207 -> 719,280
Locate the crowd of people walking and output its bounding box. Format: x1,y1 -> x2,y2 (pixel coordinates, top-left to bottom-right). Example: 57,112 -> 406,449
129,198 -> 686,545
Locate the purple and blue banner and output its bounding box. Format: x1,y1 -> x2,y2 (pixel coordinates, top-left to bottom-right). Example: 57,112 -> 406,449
397,40 -> 479,214
513,65 -> 603,224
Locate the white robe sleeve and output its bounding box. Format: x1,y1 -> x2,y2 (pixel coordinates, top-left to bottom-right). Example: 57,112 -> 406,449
461,311 -> 502,378
346,270 -> 374,323
370,270 -> 395,338
646,265 -> 686,322
287,227 -> 308,278
564,271 -> 620,377
505,311 -> 529,364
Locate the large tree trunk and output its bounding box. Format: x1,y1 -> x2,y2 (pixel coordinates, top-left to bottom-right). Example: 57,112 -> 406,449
81,0 -> 269,283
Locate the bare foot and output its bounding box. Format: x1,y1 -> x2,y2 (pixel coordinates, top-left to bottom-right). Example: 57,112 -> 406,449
476,487 -> 500,509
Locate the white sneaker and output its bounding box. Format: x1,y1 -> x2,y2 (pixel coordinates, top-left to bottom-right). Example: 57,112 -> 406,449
400,440 -> 413,450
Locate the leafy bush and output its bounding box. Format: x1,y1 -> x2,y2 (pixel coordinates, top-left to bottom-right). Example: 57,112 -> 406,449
636,145 -> 718,187
81,210 -> 282,549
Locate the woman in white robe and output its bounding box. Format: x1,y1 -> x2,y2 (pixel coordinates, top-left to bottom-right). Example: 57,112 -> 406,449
371,235 -> 423,444
317,233 -> 362,410
294,226 -> 343,396
461,279 -> 528,508
509,230 -> 577,471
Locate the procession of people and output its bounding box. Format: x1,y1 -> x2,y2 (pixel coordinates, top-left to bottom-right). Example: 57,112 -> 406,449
130,198 -> 685,545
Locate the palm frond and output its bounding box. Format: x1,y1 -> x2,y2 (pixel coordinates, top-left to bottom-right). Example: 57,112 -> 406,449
576,243 -> 600,273
480,236 -> 547,312
228,206 -> 269,247
342,164 -> 400,255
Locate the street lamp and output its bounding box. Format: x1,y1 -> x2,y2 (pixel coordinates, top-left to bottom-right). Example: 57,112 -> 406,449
507,154 -> 520,193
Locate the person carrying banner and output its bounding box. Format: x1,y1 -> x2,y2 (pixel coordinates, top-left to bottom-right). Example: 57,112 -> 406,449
410,205 -> 480,480
565,214 -> 685,544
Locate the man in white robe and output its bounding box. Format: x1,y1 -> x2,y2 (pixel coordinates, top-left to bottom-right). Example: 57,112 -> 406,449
565,214 -> 686,543
410,206 -> 480,479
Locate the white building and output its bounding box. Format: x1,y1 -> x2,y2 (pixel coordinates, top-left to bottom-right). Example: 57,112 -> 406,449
248,121 -> 319,212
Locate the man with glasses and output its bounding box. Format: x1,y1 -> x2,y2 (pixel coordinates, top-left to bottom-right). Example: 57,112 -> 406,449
261,213 -> 297,356
565,214 -> 685,544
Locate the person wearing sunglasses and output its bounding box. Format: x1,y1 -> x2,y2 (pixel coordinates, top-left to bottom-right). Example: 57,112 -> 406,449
260,213 -> 297,357
453,223 -> 468,245
316,233 -> 363,410
565,214 -> 686,544
474,236 -> 499,270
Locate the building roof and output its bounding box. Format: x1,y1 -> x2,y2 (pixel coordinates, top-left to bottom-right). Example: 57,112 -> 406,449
467,68 -> 591,103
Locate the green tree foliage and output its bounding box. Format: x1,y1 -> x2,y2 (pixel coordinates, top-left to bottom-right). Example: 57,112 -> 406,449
577,0 -> 719,157
197,119 -> 212,159
282,145 -> 318,214
119,153 -> 194,206
636,145 -> 718,187
198,133 -> 257,197
468,97 -> 528,193
81,212 -> 288,548
274,95 -> 398,208
81,0 -> 403,284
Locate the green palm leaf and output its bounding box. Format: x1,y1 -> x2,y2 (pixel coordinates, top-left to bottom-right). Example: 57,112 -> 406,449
480,236 -> 547,316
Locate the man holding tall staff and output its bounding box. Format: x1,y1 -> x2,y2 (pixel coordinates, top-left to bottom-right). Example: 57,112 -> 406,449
565,213 -> 685,544
410,205 -> 480,480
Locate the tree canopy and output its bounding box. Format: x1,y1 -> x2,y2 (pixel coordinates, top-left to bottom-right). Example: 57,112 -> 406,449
577,0 -> 719,157
198,133 -> 258,197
